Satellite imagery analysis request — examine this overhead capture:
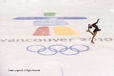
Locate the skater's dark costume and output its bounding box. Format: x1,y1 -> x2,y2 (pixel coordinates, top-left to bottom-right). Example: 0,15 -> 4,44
87,19 -> 101,43
88,19 -> 101,33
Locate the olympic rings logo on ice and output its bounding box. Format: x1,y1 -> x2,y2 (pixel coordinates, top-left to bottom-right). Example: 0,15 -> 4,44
26,44 -> 90,56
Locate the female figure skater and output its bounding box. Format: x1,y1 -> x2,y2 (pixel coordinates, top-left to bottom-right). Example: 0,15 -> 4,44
87,19 -> 101,43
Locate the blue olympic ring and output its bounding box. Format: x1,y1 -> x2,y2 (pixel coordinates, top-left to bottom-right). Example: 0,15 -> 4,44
48,45 -> 79,56
26,45 -> 57,56
69,44 -> 90,52
26,44 -> 90,56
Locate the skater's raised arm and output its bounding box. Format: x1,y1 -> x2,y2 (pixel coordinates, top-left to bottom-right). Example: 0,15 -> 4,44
93,19 -> 100,25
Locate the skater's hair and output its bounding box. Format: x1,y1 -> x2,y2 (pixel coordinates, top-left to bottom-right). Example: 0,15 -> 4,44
88,24 -> 92,28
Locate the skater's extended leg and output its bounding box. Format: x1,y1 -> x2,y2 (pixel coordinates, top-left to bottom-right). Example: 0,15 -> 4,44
87,29 -> 94,35
91,32 -> 97,43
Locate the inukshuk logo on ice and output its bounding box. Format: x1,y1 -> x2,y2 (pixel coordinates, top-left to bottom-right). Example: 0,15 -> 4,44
13,12 -> 87,36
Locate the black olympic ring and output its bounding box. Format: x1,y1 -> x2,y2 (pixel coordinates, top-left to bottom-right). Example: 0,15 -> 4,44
26,44 -> 90,56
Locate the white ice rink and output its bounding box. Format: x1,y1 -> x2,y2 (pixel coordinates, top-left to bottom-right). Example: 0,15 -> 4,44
0,0 -> 114,76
